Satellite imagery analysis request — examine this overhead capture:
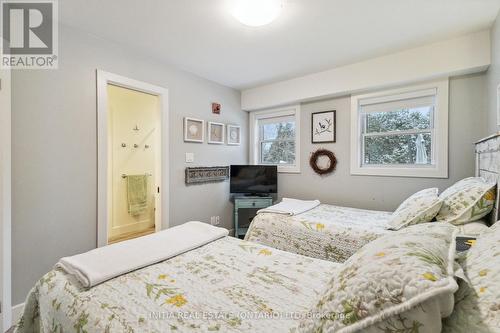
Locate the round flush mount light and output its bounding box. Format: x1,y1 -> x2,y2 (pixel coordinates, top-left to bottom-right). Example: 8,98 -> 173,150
231,0 -> 284,27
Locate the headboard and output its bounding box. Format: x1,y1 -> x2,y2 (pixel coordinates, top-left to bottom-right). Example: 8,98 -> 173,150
475,133 -> 500,225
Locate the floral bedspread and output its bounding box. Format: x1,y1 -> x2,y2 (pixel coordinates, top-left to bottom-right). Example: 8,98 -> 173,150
15,236 -> 339,333
245,204 -> 392,263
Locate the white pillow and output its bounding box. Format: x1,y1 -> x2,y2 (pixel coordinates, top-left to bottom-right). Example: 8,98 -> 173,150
296,223 -> 458,333
455,220 -> 489,236
386,188 -> 443,231
437,177 -> 496,225
442,223 -> 500,332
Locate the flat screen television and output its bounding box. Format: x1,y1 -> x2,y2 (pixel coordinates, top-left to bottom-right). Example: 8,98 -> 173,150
230,165 -> 277,195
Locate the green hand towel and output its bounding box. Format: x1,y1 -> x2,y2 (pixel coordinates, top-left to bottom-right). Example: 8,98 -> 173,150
127,175 -> 148,216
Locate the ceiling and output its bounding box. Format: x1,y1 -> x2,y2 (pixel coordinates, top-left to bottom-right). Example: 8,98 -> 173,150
60,0 -> 500,90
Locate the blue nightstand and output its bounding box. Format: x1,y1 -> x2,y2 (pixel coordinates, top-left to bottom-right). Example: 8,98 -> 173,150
233,196 -> 273,238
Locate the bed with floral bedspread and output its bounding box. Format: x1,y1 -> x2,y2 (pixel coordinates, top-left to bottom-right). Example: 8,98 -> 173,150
15,236 -> 339,333
245,204 -> 392,263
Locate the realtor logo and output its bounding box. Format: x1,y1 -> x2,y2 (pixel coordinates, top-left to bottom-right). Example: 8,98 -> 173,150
1,0 -> 58,69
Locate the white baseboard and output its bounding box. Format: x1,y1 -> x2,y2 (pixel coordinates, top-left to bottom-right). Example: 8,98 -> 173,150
11,303 -> 24,325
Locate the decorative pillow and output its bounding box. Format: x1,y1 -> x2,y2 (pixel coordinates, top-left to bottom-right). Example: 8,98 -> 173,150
442,225 -> 500,332
455,220 -> 490,237
386,188 -> 443,230
295,223 -> 458,333
436,177 -> 496,225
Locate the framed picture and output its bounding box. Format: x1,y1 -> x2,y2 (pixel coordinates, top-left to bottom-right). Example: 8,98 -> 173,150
212,103 -> 221,114
227,125 -> 241,145
311,110 -> 336,143
497,84 -> 500,126
208,122 -> 225,144
184,117 -> 204,143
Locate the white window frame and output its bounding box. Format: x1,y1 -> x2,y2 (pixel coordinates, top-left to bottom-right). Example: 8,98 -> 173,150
350,79 -> 449,178
249,105 -> 301,173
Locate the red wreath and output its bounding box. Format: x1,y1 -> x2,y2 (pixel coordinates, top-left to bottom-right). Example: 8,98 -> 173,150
309,149 -> 337,175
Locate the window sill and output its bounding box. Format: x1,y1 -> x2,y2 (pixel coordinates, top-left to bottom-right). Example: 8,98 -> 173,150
277,165 -> 301,174
350,165 -> 447,178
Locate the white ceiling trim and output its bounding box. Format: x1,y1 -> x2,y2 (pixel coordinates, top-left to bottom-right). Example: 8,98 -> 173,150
242,30 -> 491,111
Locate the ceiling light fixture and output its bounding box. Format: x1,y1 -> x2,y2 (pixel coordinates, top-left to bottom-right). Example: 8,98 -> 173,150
231,0 -> 284,27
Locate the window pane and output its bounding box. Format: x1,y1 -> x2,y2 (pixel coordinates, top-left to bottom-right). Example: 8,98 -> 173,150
261,140 -> 295,165
363,133 -> 432,165
365,106 -> 432,133
261,122 -> 295,140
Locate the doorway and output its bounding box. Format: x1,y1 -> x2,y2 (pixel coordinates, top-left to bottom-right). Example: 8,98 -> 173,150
97,71 -> 169,247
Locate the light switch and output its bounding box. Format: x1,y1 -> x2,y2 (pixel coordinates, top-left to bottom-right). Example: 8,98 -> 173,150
185,153 -> 194,163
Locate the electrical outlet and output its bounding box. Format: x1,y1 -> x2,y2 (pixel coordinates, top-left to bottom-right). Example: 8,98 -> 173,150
215,216 -> 220,226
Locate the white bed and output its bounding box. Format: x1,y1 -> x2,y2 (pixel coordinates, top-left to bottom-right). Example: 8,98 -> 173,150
15,228 -> 339,333
16,219 -> 495,333
246,134 -> 500,263
245,204 -> 393,263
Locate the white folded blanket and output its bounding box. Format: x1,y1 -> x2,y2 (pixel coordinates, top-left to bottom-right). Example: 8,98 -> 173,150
257,198 -> 321,216
56,221 -> 228,288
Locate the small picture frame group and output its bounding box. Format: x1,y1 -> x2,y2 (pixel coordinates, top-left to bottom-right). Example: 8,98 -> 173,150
183,117 -> 241,145
311,110 -> 336,143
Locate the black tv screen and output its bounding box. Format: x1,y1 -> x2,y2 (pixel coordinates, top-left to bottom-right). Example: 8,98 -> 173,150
230,165 -> 277,194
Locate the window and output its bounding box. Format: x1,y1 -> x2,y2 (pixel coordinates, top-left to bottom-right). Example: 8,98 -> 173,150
250,105 -> 301,173
259,115 -> 296,164
350,80 -> 448,178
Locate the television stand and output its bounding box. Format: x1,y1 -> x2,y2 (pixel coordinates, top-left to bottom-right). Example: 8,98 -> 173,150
242,193 -> 270,197
233,196 -> 273,239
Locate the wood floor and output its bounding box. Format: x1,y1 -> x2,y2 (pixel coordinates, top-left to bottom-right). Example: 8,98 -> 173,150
108,226 -> 155,244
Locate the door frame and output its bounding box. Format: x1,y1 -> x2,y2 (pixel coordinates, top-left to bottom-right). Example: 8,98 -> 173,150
97,70 -> 169,247
0,66 -> 12,330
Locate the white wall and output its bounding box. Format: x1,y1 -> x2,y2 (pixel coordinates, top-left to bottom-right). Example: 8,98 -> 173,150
11,25 -> 247,305
242,30 -> 490,111
277,74 -> 488,211
0,66 -> 12,331
486,11 -> 500,134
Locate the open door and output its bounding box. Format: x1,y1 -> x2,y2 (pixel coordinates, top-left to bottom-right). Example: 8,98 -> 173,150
106,84 -> 161,244
97,71 -> 169,247
0,66 -> 12,331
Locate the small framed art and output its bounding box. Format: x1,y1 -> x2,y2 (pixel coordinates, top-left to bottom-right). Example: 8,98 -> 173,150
227,125 -> 241,145
311,110 -> 336,143
184,117 -> 204,143
212,103 -> 221,114
208,122 -> 225,144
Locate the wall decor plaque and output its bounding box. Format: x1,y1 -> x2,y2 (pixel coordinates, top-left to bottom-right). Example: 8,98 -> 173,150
185,166 -> 230,184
